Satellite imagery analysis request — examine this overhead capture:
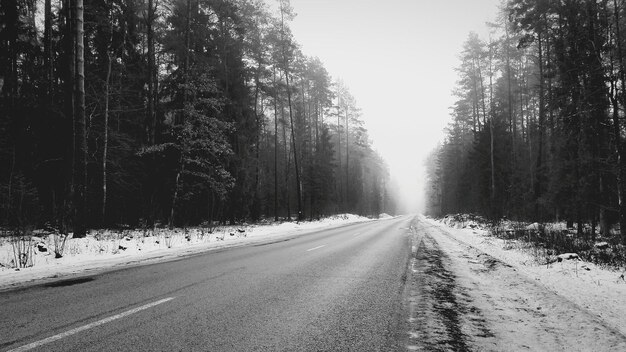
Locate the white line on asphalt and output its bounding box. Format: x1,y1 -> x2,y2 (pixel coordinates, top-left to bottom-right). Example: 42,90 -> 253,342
8,297 -> 175,352
352,233 -> 361,237
306,245 -> 325,252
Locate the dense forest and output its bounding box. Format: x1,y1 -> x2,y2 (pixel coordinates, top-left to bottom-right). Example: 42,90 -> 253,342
425,0 -> 626,242
0,0 -> 395,236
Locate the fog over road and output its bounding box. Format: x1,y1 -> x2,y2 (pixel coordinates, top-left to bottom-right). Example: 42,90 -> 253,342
1,216 -> 413,351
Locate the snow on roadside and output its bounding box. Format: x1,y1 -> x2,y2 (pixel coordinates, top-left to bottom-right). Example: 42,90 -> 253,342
425,215 -> 626,337
0,214 -> 373,290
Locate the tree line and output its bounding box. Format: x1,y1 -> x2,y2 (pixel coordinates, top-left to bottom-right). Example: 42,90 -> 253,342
0,0 -> 395,236
425,0 -> 626,243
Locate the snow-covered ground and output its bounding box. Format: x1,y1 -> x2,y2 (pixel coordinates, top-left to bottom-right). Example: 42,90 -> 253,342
424,215 -> 626,350
0,214 -> 373,291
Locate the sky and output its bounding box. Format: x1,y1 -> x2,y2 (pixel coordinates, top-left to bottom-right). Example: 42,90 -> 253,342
285,0 -> 502,213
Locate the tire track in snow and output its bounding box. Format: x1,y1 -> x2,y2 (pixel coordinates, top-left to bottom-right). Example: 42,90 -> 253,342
419,218 -> 626,351
404,220 -> 493,351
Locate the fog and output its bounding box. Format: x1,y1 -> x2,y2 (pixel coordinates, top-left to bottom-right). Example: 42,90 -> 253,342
287,0 -> 501,213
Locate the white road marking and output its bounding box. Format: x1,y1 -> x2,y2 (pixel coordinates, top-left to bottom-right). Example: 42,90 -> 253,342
306,245 -> 326,252
352,233 -> 362,237
8,297 -> 175,352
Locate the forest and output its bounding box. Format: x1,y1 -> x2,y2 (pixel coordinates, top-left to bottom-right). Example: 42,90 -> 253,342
425,0 -> 626,243
0,0 -> 395,237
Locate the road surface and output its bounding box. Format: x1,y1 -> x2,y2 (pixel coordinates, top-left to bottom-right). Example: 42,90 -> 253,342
0,216 -> 413,351
4,215 -> 626,351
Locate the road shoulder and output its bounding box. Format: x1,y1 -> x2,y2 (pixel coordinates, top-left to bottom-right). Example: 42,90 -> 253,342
405,217 -> 626,351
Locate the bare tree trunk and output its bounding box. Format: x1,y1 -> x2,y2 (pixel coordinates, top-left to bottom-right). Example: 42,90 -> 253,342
490,117 -> 496,207
505,20 -> 515,160
62,0 -> 75,233
101,4 -> 114,226
183,0 -> 191,84
345,106 -> 349,211
282,103 -> 291,220
273,67 -> 279,221
102,51 -> 111,225
520,58 -> 527,145
280,8 -> 303,221
143,0 -> 158,227
73,0 -> 87,237
614,0 -> 626,243
474,56 -> 488,127
469,59 -> 481,132
336,104 -> 342,212
170,0 -> 191,227
486,37 -> 496,216
285,73 -> 302,220
169,158 -> 183,229
535,31 -> 545,221
315,99 -> 320,150
546,27 -> 557,221
2,0 -> 17,224
6,147 -> 16,224
299,77 -> 309,219
1,0 -> 17,106
252,58 -> 262,221
44,0 -> 53,102
146,0 -> 157,144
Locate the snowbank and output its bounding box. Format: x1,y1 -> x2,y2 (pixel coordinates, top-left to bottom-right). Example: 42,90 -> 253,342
441,213 -> 489,230
0,214 -> 372,290
427,216 -> 626,336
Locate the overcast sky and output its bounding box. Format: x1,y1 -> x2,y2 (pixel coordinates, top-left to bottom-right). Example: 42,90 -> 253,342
285,0 -> 502,212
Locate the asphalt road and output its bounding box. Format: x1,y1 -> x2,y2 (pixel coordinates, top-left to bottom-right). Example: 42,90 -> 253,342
0,216 -> 413,351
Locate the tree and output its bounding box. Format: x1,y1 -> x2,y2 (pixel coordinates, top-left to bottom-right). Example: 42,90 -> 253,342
428,0 -> 621,240
277,0 -> 303,220
0,0 -> 399,232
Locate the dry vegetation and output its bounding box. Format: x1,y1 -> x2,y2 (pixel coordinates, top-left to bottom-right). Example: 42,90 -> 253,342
442,214 -> 626,269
